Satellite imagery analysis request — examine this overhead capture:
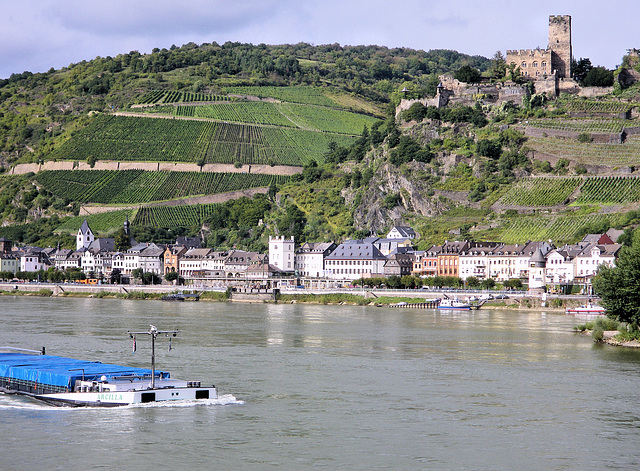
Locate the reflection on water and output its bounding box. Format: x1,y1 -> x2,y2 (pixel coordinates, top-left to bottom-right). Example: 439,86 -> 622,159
1,296 -> 640,470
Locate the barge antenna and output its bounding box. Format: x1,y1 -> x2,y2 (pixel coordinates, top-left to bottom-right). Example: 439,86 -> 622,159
127,326 -> 179,389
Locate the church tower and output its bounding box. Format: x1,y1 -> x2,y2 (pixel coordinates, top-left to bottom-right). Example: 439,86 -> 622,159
548,15 -> 572,78
76,219 -> 94,251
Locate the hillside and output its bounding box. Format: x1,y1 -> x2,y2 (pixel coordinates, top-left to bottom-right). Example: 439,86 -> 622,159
2,41 -> 640,251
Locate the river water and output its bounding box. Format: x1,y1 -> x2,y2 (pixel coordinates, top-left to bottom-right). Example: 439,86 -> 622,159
1,296 -> 640,470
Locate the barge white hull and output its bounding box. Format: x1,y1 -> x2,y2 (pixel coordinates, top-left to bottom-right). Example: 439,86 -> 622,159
34,386 -> 217,407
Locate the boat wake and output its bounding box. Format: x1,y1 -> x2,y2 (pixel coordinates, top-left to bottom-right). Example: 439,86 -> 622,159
131,393 -> 244,408
0,393 -> 243,410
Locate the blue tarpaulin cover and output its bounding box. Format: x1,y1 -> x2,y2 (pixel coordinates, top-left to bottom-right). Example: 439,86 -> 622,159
0,353 -> 169,389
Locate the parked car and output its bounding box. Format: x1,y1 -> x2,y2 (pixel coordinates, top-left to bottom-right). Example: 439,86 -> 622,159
495,294 -> 509,299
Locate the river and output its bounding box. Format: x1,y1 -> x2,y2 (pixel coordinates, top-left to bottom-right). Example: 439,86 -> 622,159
1,296 -> 639,470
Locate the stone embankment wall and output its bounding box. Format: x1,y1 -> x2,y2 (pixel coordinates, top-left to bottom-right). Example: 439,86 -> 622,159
10,160 -> 302,176
522,126 -> 624,144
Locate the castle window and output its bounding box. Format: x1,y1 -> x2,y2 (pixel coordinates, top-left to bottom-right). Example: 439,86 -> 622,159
521,62 -> 527,67
542,61 -> 547,68
532,62 -> 538,68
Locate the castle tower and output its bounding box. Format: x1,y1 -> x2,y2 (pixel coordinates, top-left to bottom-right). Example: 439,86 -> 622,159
528,248 -> 547,293
548,15 -> 572,78
269,235 -> 295,272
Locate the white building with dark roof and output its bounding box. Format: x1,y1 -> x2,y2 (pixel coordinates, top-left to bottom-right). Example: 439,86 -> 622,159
295,242 -> 337,277
324,240 -> 387,280
386,226 -> 417,240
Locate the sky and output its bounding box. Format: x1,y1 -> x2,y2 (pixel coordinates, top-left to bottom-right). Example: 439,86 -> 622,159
2,0 -> 638,79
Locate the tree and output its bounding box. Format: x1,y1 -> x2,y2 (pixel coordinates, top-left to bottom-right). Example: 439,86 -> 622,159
165,271 -> 179,282
481,278 -> 496,290
114,227 -> 131,252
477,139 -> 502,159
466,276 -> 481,288
582,67 -> 614,87
455,65 -> 482,83
506,63 -> 522,83
131,268 -> 143,281
572,58 -> 593,84
488,51 -> 507,80
593,244 -> 640,326
110,268 -> 122,284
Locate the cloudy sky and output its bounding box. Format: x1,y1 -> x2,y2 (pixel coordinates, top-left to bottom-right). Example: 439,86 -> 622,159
2,0 -> 637,79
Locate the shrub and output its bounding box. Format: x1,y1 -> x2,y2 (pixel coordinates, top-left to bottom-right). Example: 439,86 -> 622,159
592,328 -> 604,341
577,133 -> 593,143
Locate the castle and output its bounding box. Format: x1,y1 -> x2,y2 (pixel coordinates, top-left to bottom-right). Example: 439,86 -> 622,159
506,15 -> 572,80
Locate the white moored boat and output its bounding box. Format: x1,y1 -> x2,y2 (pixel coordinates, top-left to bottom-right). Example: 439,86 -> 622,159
438,298 -> 471,311
0,326 -> 217,407
565,303 -> 606,316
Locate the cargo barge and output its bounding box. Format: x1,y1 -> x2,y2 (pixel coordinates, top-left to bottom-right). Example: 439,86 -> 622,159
0,326 -> 216,407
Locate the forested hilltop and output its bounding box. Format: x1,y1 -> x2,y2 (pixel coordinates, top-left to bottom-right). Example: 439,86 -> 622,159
0,41 -> 488,166
1,41 -> 640,252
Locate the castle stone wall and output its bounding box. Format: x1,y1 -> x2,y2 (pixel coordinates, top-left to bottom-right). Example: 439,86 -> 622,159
506,48 -> 552,79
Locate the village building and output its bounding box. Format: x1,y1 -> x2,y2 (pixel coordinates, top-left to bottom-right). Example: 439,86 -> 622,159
412,245 -> 440,277
269,236 -> 295,273
164,245 -> 187,275
573,243 -> 621,284
225,250 -> 266,278
179,248 -> 212,278
246,261 -> 281,280
383,252 -> 415,277
295,242 -> 337,277
459,242 -> 501,281
19,247 -> 51,273
386,226 -> 417,240
544,243 -> 587,285
437,240 -> 469,277
487,243 -> 528,282
372,237 -> 413,256
0,252 -> 19,275
324,239 -> 387,281
0,236 -> 13,253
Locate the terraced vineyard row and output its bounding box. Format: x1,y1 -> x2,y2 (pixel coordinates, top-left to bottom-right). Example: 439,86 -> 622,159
275,103 -> 378,135
498,213 -> 617,244
175,102 -> 296,127
133,204 -> 219,228
525,118 -> 627,134
561,99 -> 633,114
36,170 -> 290,204
55,209 -> 138,234
498,178 -> 581,206
498,175 -> 640,207
137,90 -> 233,104
576,176 -> 640,204
49,115 -> 355,165
223,86 -> 339,107
139,101 -> 376,135
528,135 -> 640,166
